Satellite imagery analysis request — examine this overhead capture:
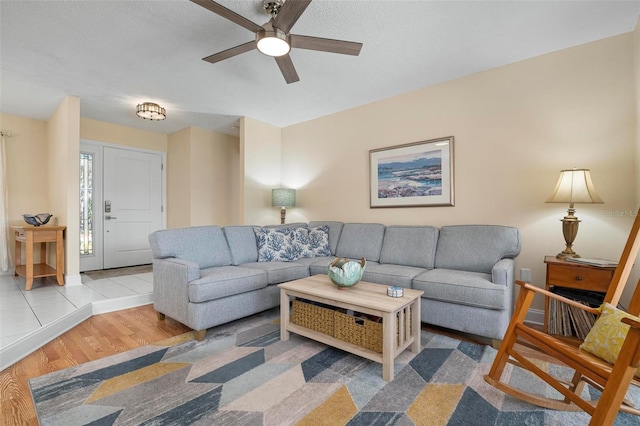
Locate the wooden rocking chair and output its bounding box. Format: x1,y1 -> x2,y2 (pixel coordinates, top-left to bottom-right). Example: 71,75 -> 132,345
485,208 -> 640,425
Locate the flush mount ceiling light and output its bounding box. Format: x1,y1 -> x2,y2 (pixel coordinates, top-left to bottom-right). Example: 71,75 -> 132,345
136,102 -> 166,121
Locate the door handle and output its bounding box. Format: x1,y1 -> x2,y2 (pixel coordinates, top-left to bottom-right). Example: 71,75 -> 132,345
105,215 -> 118,220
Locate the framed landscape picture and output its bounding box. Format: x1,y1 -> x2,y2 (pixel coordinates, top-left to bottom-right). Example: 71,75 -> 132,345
370,136 -> 454,208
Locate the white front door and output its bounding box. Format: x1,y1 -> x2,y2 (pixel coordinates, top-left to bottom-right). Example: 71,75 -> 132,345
103,147 -> 163,269
80,142 -> 164,272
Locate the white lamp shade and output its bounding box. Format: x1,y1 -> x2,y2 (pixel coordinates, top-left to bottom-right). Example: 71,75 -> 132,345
546,168 -> 603,204
272,188 -> 296,207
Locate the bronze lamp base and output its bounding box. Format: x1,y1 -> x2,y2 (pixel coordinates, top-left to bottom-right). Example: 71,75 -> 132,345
556,206 -> 581,259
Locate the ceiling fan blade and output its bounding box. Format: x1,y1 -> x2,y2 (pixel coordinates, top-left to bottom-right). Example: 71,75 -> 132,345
273,0 -> 311,34
275,55 -> 300,84
203,41 -> 257,64
190,0 -> 263,33
290,34 -> 362,56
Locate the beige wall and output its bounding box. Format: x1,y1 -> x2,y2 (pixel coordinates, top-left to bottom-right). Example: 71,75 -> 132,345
189,127 -> 239,226
241,117 -> 283,225
630,18 -> 640,306
1,114 -> 49,265
635,18 -> 640,206
167,127 -> 240,228
1,114 -> 48,228
46,96 -> 81,277
281,34 -> 638,310
167,128 -> 192,228
80,118 -> 167,152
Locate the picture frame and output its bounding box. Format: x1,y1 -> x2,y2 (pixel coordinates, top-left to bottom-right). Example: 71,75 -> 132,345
370,136 -> 454,208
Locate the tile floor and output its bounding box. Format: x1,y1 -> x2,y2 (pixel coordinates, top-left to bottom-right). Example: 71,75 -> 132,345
0,269 -> 153,349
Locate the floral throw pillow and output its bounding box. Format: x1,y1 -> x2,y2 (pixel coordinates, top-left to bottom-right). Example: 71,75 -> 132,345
308,225 -> 332,257
254,227 -> 302,262
294,227 -> 315,259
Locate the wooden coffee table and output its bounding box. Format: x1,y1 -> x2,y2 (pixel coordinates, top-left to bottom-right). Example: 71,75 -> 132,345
278,275 -> 423,381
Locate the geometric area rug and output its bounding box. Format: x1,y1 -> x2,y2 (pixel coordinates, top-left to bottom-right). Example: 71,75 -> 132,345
30,311 -> 640,425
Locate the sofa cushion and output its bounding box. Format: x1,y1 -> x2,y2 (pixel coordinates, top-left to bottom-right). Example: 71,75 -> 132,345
335,223 -> 386,262
149,226 -> 232,269
413,269 -> 507,310
379,225 -> 439,269
434,225 -> 521,273
223,226 -> 259,265
362,263 -> 426,288
302,257 -> 335,275
189,266 -> 267,303
241,261 -> 309,284
308,221 -> 344,255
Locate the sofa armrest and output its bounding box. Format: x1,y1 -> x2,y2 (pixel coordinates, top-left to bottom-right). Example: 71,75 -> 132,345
153,258 -> 201,324
158,258 -> 201,282
491,258 -> 515,286
492,258 -> 516,316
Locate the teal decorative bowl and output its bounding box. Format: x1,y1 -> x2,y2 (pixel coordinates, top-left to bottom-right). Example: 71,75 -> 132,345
328,257 -> 366,288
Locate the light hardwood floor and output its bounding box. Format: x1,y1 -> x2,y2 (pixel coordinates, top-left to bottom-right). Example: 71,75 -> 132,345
0,304 -> 190,425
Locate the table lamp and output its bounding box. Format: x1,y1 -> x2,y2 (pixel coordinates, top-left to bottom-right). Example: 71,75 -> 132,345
272,188 -> 296,224
546,168 -> 603,259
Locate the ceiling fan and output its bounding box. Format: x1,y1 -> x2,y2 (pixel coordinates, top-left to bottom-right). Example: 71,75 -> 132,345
191,0 -> 363,84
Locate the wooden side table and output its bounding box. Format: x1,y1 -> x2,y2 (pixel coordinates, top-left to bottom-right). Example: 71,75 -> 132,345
544,255 -> 616,334
12,225 -> 66,291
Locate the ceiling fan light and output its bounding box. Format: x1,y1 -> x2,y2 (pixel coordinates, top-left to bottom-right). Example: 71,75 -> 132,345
256,28 -> 290,57
136,102 -> 166,121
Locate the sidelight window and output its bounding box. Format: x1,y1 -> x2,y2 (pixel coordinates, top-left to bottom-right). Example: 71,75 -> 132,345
80,152 -> 94,256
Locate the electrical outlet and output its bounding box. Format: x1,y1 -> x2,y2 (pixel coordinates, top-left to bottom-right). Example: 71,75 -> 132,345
520,268 -> 532,283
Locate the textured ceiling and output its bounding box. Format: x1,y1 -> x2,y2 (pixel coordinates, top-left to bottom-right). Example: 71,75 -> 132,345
1,0 -> 639,136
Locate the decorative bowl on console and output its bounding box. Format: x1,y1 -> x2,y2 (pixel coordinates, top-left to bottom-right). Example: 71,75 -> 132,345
23,213 -> 53,227
328,257 -> 366,288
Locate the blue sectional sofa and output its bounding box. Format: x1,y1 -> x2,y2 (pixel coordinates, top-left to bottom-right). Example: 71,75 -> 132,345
148,221 -> 521,341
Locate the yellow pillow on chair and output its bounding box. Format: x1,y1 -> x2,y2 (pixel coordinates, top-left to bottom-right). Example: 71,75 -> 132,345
579,302 -> 640,377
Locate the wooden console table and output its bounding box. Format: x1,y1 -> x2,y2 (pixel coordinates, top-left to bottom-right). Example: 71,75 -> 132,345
12,225 -> 66,291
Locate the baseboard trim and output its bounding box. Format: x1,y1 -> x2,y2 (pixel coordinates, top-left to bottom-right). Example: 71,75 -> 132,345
525,308 -> 544,327
0,294 -> 154,371
65,274 -> 83,286
92,293 -> 154,315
